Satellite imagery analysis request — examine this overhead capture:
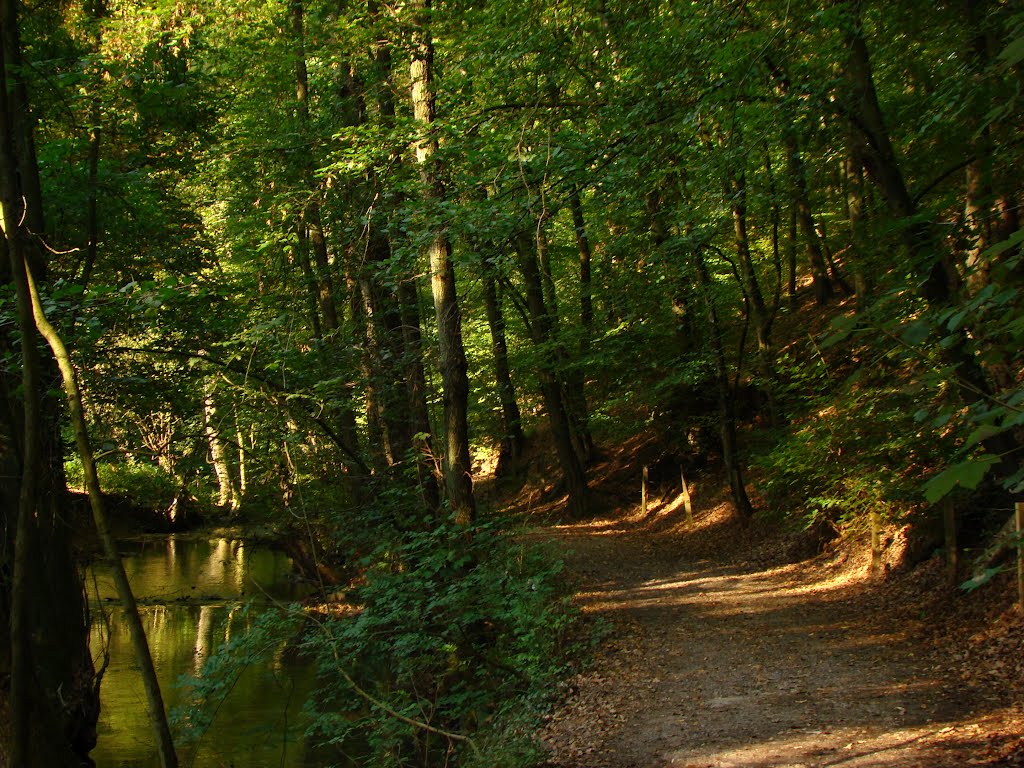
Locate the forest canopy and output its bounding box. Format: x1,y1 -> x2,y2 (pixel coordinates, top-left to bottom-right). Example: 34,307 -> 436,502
1,0 -> 1022,765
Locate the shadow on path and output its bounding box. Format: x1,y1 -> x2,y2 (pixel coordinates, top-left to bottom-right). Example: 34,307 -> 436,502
538,515 -> 1019,768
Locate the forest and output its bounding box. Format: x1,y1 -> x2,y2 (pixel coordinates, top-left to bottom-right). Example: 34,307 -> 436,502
1,0 -> 1022,765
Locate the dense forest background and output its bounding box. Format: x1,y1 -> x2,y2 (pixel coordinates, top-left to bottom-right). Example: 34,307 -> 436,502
1,0 -> 1022,765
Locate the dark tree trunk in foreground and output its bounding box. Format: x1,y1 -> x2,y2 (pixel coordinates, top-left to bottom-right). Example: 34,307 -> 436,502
838,0 -> 1020,479
1,5 -> 99,762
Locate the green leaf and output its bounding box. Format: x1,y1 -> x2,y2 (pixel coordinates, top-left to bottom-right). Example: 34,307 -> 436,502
900,318 -> 931,346
960,567 -> 1004,592
965,423 -> 1003,448
999,34 -> 1024,66
924,454 -> 1000,503
821,314 -> 857,349
946,309 -> 967,332
983,228 -> 1024,260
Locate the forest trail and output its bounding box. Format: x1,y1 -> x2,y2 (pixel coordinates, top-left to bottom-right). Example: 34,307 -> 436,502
531,489 -> 1024,768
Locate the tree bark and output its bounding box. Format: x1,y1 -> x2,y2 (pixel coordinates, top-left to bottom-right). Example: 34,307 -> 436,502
1,11 -> 99,763
514,232 -> 588,518
203,378 -> 238,511
845,141 -> 870,307
292,0 -> 361,460
837,0 -> 960,301
479,247 -> 524,474
837,0 -> 1019,479
409,0 -> 475,524
567,188 -> 594,462
693,249 -> 754,521
783,132 -> 833,304
727,168 -> 773,354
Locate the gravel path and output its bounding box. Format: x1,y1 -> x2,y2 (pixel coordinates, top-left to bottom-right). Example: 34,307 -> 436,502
538,518 -> 1016,768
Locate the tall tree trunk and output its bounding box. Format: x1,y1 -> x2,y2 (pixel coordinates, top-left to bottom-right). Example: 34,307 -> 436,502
346,250 -> 388,472
479,247 -> 524,474
79,0 -> 106,289
764,148 -> 783,313
962,0 -> 1019,290
1,10 -> 99,763
365,4 -> 439,508
398,277 -> 442,510
786,207 -> 798,309
203,378 -> 238,511
783,132 -> 833,304
409,0 -> 475,524
693,249 -> 754,521
845,142 -> 870,307
567,188 -> 594,462
292,0 -> 361,461
838,0 -> 960,302
838,0 -> 1019,475
727,169 -> 772,355
514,233 -> 588,518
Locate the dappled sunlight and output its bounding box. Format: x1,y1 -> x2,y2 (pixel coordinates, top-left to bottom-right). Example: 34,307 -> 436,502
538,470 -> 1024,768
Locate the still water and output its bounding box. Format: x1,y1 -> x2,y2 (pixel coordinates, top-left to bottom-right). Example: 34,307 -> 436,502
88,537 -> 321,768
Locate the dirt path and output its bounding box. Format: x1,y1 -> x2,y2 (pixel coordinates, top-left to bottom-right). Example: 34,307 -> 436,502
536,511 -> 1023,768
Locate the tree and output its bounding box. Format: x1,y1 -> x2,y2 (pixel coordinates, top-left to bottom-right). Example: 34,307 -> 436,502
409,0 -> 475,524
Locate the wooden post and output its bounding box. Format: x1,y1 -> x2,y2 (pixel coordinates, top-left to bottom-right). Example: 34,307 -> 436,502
943,497 -> 958,587
869,509 -> 881,577
1016,502 -> 1024,612
641,465 -> 649,516
680,466 -> 694,525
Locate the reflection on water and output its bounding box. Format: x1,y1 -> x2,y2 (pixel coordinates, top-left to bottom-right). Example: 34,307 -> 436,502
88,537 -> 320,768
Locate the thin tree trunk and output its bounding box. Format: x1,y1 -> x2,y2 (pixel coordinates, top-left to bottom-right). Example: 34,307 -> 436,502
838,0 -> 960,301
291,0 -> 360,460
567,188 -> 594,462
845,143 -> 870,307
764,147 -> 783,311
479,247 -> 524,473
2,17 -> 99,762
693,249 -> 754,520
346,250 -> 388,472
728,169 -> 772,354
81,101 -> 101,289
784,132 -> 832,304
838,0 -> 1019,474
399,278 -> 442,509
515,233 -> 588,518
203,379 -> 237,511
786,207 -> 798,309
409,0 -> 475,524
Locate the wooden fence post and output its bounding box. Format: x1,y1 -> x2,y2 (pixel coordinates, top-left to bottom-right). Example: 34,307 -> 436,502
1016,502 -> 1024,612
870,510 -> 881,577
680,467 -> 694,526
641,465 -> 649,516
944,497 -> 958,587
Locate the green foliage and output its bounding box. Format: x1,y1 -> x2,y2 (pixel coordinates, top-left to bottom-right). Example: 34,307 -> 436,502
302,512 -> 580,767
754,336 -> 955,531
66,455 -> 183,506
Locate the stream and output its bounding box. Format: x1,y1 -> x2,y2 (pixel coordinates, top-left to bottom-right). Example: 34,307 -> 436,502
87,536 -> 321,767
